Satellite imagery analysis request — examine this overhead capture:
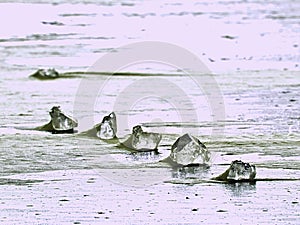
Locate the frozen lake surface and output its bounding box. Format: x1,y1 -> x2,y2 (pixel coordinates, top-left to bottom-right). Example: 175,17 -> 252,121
0,0 -> 299,224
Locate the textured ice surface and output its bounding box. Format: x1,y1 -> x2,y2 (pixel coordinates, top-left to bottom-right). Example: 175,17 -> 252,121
227,160 -> 256,181
96,112 -> 117,139
170,133 -> 210,166
49,106 -> 78,131
122,125 -> 162,151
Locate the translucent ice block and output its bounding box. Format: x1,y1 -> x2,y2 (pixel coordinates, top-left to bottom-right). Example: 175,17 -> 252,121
49,106 -> 78,131
31,68 -> 59,79
122,125 -> 162,151
170,133 -> 210,166
227,160 -> 256,181
214,160 -> 256,182
96,112 -> 117,139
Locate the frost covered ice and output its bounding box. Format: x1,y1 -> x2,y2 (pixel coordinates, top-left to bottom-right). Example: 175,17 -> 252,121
170,133 -> 210,166
50,106 -> 78,133
215,160 -> 256,182
122,125 -> 162,151
95,112 -> 117,139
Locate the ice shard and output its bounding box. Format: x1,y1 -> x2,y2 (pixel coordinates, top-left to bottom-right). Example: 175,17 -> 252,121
215,160 -> 256,182
170,133 -> 210,166
30,68 -> 59,79
49,106 -> 78,133
95,112 -> 117,139
122,125 -> 162,151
